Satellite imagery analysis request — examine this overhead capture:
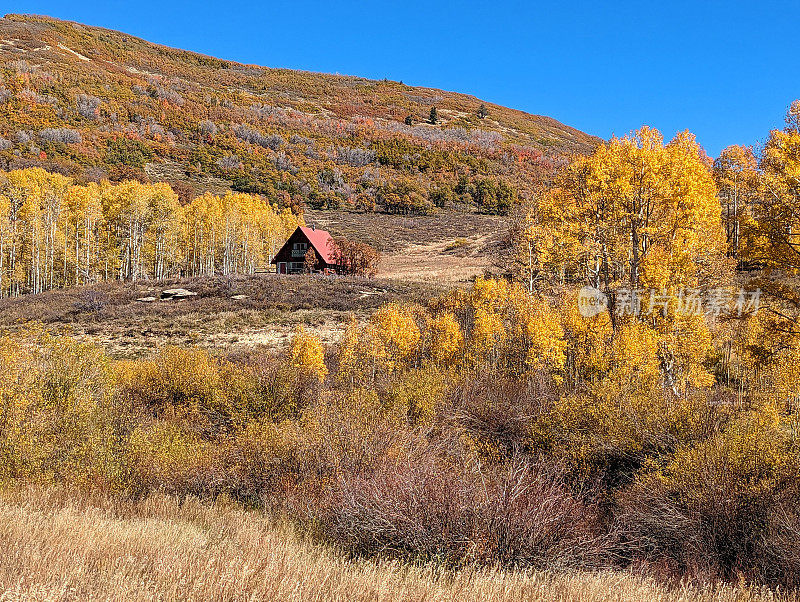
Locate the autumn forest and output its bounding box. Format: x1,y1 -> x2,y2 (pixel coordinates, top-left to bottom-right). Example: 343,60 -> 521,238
2,12 -> 800,602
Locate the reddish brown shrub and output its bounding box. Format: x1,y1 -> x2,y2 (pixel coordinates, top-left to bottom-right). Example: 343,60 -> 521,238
443,373 -> 552,458
330,237 -> 380,277
614,416 -> 800,588
322,441 -> 609,569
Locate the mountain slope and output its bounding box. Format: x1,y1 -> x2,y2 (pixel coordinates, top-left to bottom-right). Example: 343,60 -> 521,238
0,13 -> 598,212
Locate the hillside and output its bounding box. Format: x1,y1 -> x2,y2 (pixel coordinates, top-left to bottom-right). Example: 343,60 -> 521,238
0,14 -> 598,218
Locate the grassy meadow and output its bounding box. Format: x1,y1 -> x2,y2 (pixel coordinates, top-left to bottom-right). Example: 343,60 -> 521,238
0,488 -> 790,602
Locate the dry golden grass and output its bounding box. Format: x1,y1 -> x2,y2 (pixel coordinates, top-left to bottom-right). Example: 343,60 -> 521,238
305,209 -> 506,253
0,488 -> 791,602
307,209 -> 502,283
379,238 -> 493,283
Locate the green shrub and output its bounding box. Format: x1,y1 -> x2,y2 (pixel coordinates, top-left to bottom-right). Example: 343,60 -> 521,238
104,136 -> 154,167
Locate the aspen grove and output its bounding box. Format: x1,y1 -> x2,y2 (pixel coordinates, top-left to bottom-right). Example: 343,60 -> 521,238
0,168 -> 302,295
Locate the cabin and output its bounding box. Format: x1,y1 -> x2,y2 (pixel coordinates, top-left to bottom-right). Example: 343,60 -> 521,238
271,225 -> 340,274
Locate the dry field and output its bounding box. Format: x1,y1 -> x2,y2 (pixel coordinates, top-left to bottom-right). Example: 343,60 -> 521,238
379,236 -> 494,283
0,275 -> 443,357
0,488 -> 789,602
305,209 -> 506,253
307,209 -> 505,283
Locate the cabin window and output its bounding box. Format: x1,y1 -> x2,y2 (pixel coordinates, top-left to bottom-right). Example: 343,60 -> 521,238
291,242 -> 308,258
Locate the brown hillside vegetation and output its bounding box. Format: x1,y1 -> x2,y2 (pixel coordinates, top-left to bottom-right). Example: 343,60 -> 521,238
0,13 -> 598,220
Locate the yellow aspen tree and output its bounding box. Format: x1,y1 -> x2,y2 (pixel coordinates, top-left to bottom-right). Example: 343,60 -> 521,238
2,168 -> 71,293
527,127 -> 726,297
428,312 -> 464,367
469,306 -> 505,367
761,342 -> 800,411
0,170 -> 32,295
515,187 -> 584,290
0,191 -> 9,296
520,296 -> 567,379
64,184 -> 103,286
516,128 -> 727,394
40,171 -> 71,290
185,192 -> 223,276
289,326 -> 328,382
718,108 -> 800,397
103,181 -> 150,280
368,303 -> 421,372
144,183 -> 181,280
471,276 -> 510,314
565,315 -> 613,389
747,114 -> 800,330
714,145 -> 760,259
336,315 -> 363,386
602,321 -> 661,396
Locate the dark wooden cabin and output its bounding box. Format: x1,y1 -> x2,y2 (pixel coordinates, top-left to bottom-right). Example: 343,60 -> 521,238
271,226 -> 339,274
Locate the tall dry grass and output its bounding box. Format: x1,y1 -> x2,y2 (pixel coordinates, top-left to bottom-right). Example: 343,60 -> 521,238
0,488 -> 791,602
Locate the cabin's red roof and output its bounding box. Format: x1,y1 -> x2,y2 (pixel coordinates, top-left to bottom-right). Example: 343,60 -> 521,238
299,226 -> 337,263
270,225 -> 338,265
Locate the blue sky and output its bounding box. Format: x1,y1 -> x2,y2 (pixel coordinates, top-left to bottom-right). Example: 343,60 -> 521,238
9,1 -> 800,156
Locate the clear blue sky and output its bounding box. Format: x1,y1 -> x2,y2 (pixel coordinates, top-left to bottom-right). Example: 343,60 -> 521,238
10,1 -> 800,156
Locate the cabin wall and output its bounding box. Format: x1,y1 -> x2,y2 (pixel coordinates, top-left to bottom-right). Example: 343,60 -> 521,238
272,228 -> 339,274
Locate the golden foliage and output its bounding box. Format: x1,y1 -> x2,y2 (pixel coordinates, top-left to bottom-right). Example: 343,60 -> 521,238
526,127 -> 726,292
368,303 -> 422,372
428,312 -> 464,367
0,168 -> 301,295
289,326 -> 328,383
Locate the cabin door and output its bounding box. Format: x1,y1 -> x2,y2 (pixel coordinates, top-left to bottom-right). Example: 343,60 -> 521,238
278,262 -> 287,274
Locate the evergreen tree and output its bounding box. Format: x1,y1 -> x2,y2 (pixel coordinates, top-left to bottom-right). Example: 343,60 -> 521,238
429,106 -> 438,125
478,103 -> 489,119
